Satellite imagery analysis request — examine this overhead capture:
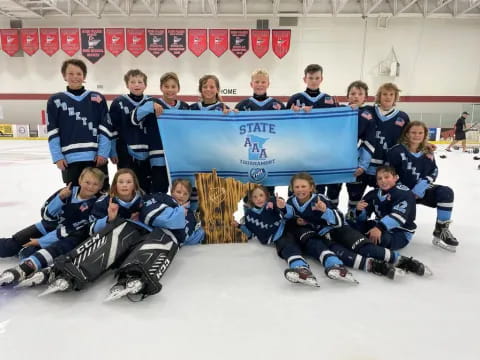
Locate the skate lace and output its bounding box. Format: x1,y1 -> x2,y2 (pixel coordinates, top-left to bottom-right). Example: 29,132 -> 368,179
441,228 -> 456,240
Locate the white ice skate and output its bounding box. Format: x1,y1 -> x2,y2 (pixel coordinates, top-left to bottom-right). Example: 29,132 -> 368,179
104,279 -> 144,302
325,266 -> 359,284
0,271 -> 15,286
38,278 -> 71,297
284,267 -> 320,287
15,269 -> 53,289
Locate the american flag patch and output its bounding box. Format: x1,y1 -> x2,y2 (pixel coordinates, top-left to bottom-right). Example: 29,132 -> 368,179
91,94 -> 102,103
395,118 -> 405,126
324,97 -> 334,105
361,111 -> 373,120
79,203 -> 89,212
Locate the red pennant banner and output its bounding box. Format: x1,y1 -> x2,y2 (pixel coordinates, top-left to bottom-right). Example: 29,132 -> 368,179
40,28 -> 59,56
146,29 -> 165,57
105,28 -> 125,57
167,29 -> 186,57
81,28 -> 105,64
272,29 -> 291,59
229,29 -> 249,58
20,28 -> 39,56
126,28 -> 145,57
188,29 -> 207,57
209,29 -> 228,57
1,29 -> 20,56
251,30 -> 269,59
60,28 -> 80,56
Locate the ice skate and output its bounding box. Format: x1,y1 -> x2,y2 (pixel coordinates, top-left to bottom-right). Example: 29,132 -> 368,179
396,256 -> 433,276
284,266 -> 320,287
0,266 -> 27,286
369,259 -> 405,280
38,278 -> 71,297
15,268 -> 54,289
433,220 -> 458,252
325,265 -> 359,284
104,279 -> 144,302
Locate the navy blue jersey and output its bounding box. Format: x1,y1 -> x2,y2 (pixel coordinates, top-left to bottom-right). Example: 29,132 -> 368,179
109,94 -> 150,161
235,97 -> 285,111
189,101 -> 229,111
367,105 -> 410,173
357,105 -> 376,157
387,144 -> 438,198
89,192 -> 144,234
38,186 -> 99,242
140,192 -> 186,244
242,201 -> 293,245
286,91 -> 337,109
287,194 -> 343,236
131,97 -> 189,167
359,184 -> 416,234
47,90 -> 112,164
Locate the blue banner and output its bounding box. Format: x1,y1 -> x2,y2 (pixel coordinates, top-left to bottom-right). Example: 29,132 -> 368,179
158,107 -> 358,186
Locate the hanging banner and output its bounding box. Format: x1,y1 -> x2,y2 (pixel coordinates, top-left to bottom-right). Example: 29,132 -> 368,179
251,30 -> 269,59
1,29 -> 19,56
209,29 -> 228,57
40,28 -> 59,56
272,29 -> 291,59
105,28 -> 125,56
188,29 -> 207,57
167,29 -> 186,57
20,28 -> 39,56
147,29 -> 166,57
81,28 -> 105,64
158,108 -> 358,186
60,28 -> 80,56
126,28 -> 146,57
229,29 -> 249,58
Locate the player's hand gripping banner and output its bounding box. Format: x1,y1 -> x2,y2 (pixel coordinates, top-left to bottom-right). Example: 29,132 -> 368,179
158,107 -> 358,186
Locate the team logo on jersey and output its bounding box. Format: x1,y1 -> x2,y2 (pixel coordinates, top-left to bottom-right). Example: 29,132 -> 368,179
91,94 -> 102,103
324,97 -> 334,105
79,203 -> 89,212
361,111 -> 373,120
395,118 -> 405,127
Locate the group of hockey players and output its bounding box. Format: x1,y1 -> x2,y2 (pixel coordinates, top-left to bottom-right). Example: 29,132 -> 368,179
0,58 -> 458,300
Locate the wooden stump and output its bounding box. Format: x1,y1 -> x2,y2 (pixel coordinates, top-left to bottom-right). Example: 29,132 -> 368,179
195,170 -> 254,244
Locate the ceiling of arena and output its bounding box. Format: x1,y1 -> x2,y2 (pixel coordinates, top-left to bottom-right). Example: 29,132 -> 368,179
0,0 -> 479,19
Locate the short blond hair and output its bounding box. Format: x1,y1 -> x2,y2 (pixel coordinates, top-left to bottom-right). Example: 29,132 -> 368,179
251,69 -> 269,80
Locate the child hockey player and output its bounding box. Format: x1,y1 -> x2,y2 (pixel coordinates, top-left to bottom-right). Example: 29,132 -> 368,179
109,69 -> 151,192
131,72 -> 190,193
387,121 -> 457,252
324,80 -> 376,211
47,58 -> 112,189
351,166 -> 431,275
0,167 -> 105,286
189,74 -> 230,111
235,69 -> 285,111
280,174 -> 358,285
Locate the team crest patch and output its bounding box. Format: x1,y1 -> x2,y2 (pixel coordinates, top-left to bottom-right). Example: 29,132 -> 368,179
324,97 -> 334,105
249,168 -> 267,182
79,203 -> 89,212
395,118 -> 405,127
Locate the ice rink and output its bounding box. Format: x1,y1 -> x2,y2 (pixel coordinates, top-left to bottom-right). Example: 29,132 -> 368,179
0,140 -> 479,360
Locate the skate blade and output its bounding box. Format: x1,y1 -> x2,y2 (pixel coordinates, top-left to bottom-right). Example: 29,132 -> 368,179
103,287 -> 130,302
38,279 -> 70,297
432,239 -> 457,253
424,265 -> 434,276
0,273 -> 14,286
284,272 -> 320,287
38,286 -> 63,297
327,269 -> 359,284
15,272 -> 47,289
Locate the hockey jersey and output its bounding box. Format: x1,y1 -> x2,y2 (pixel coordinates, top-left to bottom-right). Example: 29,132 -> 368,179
109,94 -> 150,161
36,186 -> 99,248
366,104 -> 410,174
235,96 -> 285,111
286,90 -> 338,109
47,90 -> 112,164
287,194 -> 343,236
387,144 -> 438,198
358,184 -> 416,236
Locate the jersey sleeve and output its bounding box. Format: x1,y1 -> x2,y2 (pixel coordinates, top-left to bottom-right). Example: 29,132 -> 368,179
46,95 -> 64,163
